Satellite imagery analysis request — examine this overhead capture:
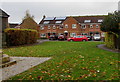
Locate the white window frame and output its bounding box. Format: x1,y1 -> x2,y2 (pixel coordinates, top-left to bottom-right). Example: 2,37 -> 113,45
72,24 -> 77,28
65,24 -> 68,28
98,19 -> 103,22
96,25 -> 99,28
84,20 -> 91,23
40,25 -> 44,30
81,24 -> 86,29
90,24 -> 93,28
53,25 -> 56,29
40,33 -> 46,37
43,21 -> 50,24
48,25 -> 50,29
70,33 -> 76,37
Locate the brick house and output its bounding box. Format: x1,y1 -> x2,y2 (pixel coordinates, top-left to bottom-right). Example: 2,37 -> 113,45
39,15 -> 106,38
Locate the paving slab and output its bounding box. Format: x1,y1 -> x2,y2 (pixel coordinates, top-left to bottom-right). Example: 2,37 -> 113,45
0,57 -> 51,81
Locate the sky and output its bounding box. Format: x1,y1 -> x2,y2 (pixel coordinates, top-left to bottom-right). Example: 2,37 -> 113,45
1,0 -> 120,24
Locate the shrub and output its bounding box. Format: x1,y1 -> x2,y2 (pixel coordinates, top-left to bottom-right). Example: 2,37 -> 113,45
5,28 -> 38,46
105,32 -> 115,49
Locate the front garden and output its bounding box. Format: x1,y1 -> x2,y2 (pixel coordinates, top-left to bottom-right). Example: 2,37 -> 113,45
3,41 -> 119,80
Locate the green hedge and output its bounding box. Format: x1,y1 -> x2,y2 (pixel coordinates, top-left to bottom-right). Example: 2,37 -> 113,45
5,28 -> 38,46
105,32 -> 115,49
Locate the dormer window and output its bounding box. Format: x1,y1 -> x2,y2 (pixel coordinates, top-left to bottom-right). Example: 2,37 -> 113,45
55,21 -> 62,24
84,20 -> 91,23
43,21 -> 50,24
98,19 -> 103,22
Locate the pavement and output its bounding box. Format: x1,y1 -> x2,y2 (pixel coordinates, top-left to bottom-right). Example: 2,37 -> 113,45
97,44 -> 120,53
0,57 -> 51,81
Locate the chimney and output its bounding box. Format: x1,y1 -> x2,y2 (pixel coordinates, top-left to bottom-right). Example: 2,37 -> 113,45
43,15 -> 46,19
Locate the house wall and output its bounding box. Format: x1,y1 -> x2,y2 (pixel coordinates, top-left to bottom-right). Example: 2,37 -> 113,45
39,16 -> 104,38
2,17 -> 9,32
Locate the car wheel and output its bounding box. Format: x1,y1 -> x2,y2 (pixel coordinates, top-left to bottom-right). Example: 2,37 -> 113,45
82,39 -> 86,41
70,39 -> 73,42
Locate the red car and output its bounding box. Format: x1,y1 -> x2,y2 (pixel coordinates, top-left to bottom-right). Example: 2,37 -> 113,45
67,35 -> 88,41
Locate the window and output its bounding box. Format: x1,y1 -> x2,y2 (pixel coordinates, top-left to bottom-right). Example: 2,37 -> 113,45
96,25 -> 99,28
55,21 -> 62,24
65,24 -> 68,28
40,26 -> 44,30
84,20 -> 91,23
40,33 -> 46,37
98,19 -> 103,22
59,26 -> 63,29
43,21 -> 50,24
53,25 -> 56,29
72,24 -> 77,28
70,33 -> 76,37
90,25 -> 93,28
48,25 -> 50,29
81,24 -> 86,29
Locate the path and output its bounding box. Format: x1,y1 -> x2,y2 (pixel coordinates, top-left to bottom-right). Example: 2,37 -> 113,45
0,57 -> 51,80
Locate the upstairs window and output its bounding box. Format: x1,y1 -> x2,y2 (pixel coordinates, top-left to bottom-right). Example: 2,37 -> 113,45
40,26 -> 44,30
90,25 -> 93,28
84,20 -> 91,23
72,24 -> 77,28
65,24 -> 68,28
48,25 -> 50,29
98,19 -> 103,22
43,21 -> 50,24
81,24 -> 86,29
96,25 -> 99,28
53,25 -> 56,29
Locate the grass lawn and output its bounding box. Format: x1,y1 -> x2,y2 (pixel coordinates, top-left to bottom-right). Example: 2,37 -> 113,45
3,41 -> 119,80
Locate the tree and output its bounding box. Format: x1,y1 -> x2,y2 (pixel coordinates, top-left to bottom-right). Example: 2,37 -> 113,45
101,11 -> 120,49
101,11 -> 120,33
22,10 -> 34,21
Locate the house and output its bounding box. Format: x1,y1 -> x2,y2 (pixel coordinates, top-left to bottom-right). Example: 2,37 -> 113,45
0,9 -> 10,32
9,23 -> 18,28
17,17 -> 39,30
39,15 -> 106,38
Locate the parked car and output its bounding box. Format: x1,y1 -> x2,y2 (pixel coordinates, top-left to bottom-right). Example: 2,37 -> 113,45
49,35 -> 58,40
93,34 -> 101,41
67,35 -> 88,41
85,35 -> 92,41
58,35 -> 65,40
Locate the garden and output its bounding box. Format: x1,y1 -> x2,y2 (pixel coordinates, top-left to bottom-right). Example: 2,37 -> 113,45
3,41 -> 119,80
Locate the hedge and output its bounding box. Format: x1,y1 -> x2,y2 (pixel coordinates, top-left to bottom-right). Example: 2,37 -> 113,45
105,32 -> 115,49
5,28 -> 38,46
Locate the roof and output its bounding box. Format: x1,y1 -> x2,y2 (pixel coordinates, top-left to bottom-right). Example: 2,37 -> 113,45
0,9 -> 9,17
39,15 -> 107,25
39,17 -> 67,25
9,23 -> 19,28
73,15 -> 107,23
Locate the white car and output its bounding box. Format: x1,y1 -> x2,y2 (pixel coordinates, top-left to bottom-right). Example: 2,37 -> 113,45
93,34 -> 101,41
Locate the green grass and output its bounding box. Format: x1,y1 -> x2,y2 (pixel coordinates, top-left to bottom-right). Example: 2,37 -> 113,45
3,41 -> 119,80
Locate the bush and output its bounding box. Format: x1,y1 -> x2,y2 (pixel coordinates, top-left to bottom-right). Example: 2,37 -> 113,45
105,32 -> 115,49
5,28 -> 38,46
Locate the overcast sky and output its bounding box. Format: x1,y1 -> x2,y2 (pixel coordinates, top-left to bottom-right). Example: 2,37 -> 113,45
1,0 -> 120,24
